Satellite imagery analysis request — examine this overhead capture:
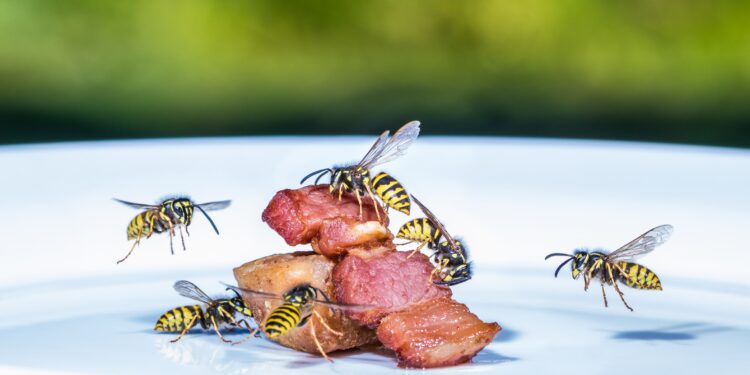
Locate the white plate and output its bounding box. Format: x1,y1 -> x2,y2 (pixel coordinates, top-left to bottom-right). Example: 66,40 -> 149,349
0,137 -> 749,374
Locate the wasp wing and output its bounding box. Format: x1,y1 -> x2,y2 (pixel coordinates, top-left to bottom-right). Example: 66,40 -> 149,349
607,224 -> 673,261
359,120 -> 421,169
195,200 -> 232,211
410,194 -> 460,252
357,129 -> 391,167
313,300 -> 376,312
222,283 -> 286,301
113,198 -> 159,210
174,280 -> 215,304
193,200 -> 231,235
223,283 -> 375,311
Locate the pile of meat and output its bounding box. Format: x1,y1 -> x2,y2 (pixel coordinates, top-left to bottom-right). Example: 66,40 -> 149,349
234,185 -> 500,368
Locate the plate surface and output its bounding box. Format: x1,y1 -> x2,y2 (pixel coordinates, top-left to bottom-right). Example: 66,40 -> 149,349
0,137 -> 749,374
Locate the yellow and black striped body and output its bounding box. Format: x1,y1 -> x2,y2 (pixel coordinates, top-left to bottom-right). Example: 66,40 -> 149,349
432,240 -> 472,286
571,251 -> 662,290
329,166 -> 370,196
126,210 -> 170,240
264,302 -> 304,338
155,304 -> 207,332
615,262 -> 662,290
263,285 -> 317,338
161,198 -> 195,227
397,218 -> 441,246
328,166 -> 411,215
154,297 -> 254,334
370,172 -> 411,215
125,198 -> 195,240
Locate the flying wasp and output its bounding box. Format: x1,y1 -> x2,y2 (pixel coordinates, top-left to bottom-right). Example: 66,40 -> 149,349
155,280 -> 258,344
544,224 -> 673,311
300,121 -> 420,221
114,197 -> 230,264
224,283 -> 373,362
399,195 -> 473,286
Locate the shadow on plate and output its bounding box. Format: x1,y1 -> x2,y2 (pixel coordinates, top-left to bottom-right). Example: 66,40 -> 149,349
471,349 -> 519,366
493,328 -> 520,343
611,322 -> 733,342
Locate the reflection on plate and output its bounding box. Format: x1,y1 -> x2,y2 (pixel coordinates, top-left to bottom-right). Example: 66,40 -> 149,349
0,268 -> 747,374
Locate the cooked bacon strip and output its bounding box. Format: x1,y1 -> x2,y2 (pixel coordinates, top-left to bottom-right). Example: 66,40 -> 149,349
376,297 -> 501,368
333,248 -> 452,327
262,185 -> 390,256
233,252 -> 377,354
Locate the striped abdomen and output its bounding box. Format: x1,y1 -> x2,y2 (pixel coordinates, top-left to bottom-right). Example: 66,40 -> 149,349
616,262 -> 662,290
397,218 -> 441,245
371,172 -> 410,214
264,303 -> 302,338
154,304 -> 206,332
127,211 -> 166,240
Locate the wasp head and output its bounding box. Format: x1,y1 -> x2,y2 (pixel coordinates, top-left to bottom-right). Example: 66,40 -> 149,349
226,288 -> 254,317
161,198 -> 194,225
284,284 -> 317,306
545,250 -> 587,279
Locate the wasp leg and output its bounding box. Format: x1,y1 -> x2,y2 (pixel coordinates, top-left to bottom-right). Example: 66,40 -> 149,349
178,226 -> 186,251
406,242 -> 427,260
608,265 -> 633,312
166,221 -> 177,255
364,183 -> 382,222
427,259 -> 448,285
146,215 -> 157,239
338,184 -> 344,201
600,279 -> 609,308
584,260 -> 601,291
313,310 -> 343,336
170,314 -> 199,343
236,319 -> 261,338
210,316 -> 235,344
354,189 -> 364,220
309,317 -> 333,362
225,316 -> 259,346
185,225 -> 190,237
117,229 -> 142,264
583,271 -> 591,291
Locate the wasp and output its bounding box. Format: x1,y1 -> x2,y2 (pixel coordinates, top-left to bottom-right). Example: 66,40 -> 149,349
114,197 -> 230,263
545,224 -> 673,311
398,195 -> 472,286
225,283 -> 373,362
155,280 -> 258,344
300,121 -> 420,221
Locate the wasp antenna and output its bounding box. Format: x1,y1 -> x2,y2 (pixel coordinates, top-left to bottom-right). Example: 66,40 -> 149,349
194,204 -> 221,235
544,252 -> 573,260
226,287 -> 242,299
300,168 -> 332,185
553,257 -> 575,278
314,169 -> 330,185
313,287 -> 333,303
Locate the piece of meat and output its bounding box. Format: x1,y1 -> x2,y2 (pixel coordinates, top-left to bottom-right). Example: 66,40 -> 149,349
233,252 -> 377,354
333,248 -> 452,327
376,297 -> 501,368
262,185 -> 390,256
311,217 -> 392,256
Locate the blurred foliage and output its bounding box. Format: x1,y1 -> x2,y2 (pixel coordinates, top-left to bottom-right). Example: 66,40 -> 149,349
0,0 -> 748,146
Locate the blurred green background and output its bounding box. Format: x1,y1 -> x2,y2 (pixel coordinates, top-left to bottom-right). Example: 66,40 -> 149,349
1,0 -> 748,147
